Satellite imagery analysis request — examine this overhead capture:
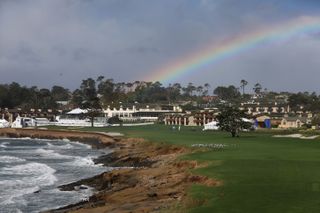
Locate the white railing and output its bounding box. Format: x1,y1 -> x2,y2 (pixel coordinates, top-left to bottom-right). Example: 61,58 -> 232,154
111,122 -> 154,127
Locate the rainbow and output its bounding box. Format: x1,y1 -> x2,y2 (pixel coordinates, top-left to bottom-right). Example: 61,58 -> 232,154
146,16 -> 320,83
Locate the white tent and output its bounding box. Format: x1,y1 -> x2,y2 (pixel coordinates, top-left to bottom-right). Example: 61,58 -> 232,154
0,119 -> 10,128
203,121 -> 219,131
67,108 -> 88,114
242,118 -> 253,123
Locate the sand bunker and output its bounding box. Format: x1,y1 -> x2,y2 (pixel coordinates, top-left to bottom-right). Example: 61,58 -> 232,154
273,134 -> 319,140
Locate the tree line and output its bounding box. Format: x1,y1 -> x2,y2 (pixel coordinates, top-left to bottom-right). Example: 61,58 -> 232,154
0,83 -> 69,110
0,78 -> 215,110
1,78 -> 320,113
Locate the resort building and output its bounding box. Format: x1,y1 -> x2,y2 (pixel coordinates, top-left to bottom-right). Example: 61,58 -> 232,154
164,113 -> 194,126
164,109 -> 218,126
103,105 -> 182,122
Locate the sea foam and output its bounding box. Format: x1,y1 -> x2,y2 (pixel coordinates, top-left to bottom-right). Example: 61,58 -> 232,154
67,156 -> 99,167
0,162 -> 57,205
34,148 -> 73,159
0,156 -> 26,163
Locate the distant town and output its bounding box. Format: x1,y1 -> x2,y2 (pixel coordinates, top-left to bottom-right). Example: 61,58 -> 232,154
0,77 -> 319,130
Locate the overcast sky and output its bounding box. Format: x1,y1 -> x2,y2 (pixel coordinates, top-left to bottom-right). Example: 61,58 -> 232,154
1,0 -> 320,92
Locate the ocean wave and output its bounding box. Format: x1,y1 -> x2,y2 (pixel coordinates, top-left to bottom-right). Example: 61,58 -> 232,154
0,162 -> 57,205
70,141 -> 92,149
0,137 -> 108,212
48,141 -> 92,150
0,141 -> 9,148
0,162 -> 56,177
0,186 -> 40,205
0,138 -> 93,150
66,156 -> 102,167
46,142 -> 74,149
0,156 -> 26,163
34,148 -> 73,159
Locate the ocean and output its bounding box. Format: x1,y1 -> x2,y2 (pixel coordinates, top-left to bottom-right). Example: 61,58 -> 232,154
0,137 -> 112,213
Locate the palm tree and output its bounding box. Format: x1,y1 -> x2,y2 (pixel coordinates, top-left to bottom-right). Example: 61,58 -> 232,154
197,86 -> 203,96
253,83 -> 262,94
173,83 -> 182,91
126,82 -> 133,92
203,83 -> 210,96
96,76 -> 104,82
240,79 -> 248,95
186,83 -> 196,96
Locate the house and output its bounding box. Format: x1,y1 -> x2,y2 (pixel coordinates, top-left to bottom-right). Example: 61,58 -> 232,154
239,102 -> 290,116
279,117 -> 311,129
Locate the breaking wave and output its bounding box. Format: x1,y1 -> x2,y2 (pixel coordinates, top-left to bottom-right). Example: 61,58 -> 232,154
0,163 -> 57,205
0,138 -> 110,212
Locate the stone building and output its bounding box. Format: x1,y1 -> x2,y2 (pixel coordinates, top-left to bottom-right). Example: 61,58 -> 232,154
164,110 -> 218,126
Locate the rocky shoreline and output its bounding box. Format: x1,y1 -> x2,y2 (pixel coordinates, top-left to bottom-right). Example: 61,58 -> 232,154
0,128 -> 219,213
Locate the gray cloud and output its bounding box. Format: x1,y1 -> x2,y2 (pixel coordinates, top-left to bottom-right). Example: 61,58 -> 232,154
0,0 -> 320,92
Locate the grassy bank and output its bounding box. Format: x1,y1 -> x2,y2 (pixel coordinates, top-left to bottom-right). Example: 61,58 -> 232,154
47,125 -> 320,213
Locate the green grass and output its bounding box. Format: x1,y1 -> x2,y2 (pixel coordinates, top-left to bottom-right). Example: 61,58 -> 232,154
47,125 -> 320,213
